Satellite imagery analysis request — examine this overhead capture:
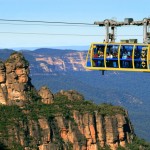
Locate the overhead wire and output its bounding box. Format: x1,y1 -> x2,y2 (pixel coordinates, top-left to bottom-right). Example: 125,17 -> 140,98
0,31 -> 143,36
0,18 -> 143,37
0,18 -> 95,26
0,32 -> 102,36
0,22 -> 98,27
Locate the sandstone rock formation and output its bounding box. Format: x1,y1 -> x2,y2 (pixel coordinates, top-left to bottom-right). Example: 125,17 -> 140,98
35,51 -> 86,73
0,52 -> 35,105
56,90 -> 84,101
0,60 -> 7,104
1,109 -> 133,150
71,111 -> 134,150
38,86 -> 54,104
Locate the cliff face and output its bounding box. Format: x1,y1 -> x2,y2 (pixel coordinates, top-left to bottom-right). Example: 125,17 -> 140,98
23,49 -> 87,75
0,52 -> 135,150
35,51 -> 86,72
0,103 -> 134,150
37,111 -> 133,150
0,52 -> 35,105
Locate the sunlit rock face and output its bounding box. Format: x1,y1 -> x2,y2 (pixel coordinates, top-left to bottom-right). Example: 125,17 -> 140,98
55,90 -> 85,101
0,61 -> 6,83
0,52 -> 35,105
36,110 -> 133,150
0,61 -> 7,104
35,51 -> 86,73
38,86 -> 54,104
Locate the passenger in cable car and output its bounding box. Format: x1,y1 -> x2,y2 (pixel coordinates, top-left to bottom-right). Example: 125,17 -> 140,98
134,50 -> 140,59
127,52 -> 132,68
93,46 -> 98,58
106,52 -> 111,67
113,52 -> 118,58
97,48 -> 101,57
112,50 -> 118,68
93,46 -> 104,67
97,48 -> 104,57
94,52 -> 98,58
134,48 -> 141,68
97,47 -> 104,67
113,57 -> 118,68
121,51 -> 128,67
108,52 -> 113,67
122,51 -> 128,59
108,52 -> 113,58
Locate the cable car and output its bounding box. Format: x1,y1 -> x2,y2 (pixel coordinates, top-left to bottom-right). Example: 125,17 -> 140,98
85,40 -> 150,73
85,18 -> 150,73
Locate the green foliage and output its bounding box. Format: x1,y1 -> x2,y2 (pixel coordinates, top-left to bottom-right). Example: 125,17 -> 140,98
0,105 -> 26,149
26,89 -> 41,103
115,137 -> 150,150
117,146 -> 125,150
11,142 -> 24,150
126,137 -> 150,150
0,105 -> 24,131
98,103 -> 125,116
53,95 -> 125,115
21,94 -> 125,126
0,142 -> 9,150
97,145 -> 111,150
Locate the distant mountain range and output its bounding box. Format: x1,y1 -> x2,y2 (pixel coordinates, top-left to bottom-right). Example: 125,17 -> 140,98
2,45 -> 89,51
0,48 -> 150,141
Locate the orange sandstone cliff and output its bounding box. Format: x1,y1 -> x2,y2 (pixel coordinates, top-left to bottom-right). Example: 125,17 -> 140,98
0,52 -> 134,150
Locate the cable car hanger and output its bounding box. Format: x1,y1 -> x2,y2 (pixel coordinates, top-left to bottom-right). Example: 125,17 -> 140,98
85,18 -> 150,75
94,18 -> 150,43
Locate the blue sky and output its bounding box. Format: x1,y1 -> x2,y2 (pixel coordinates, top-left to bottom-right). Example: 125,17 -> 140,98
0,0 -> 150,49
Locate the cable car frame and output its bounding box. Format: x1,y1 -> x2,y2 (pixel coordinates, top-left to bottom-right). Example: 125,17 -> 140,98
85,42 -> 150,72
85,18 -> 150,73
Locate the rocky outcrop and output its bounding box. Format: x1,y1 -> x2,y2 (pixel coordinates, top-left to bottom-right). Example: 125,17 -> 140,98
0,61 -> 7,104
71,111 -> 133,150
56,90 -> 84,101
0,52 -> 35,105
0,60 -> 6,83
38,86 -> 54,104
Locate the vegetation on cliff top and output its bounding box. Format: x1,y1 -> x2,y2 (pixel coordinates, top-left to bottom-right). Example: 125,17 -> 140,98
25,90 -> 126,120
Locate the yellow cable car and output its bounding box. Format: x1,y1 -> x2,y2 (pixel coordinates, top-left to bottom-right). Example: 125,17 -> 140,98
85,41 -> 150,72
85,18 -> 150,73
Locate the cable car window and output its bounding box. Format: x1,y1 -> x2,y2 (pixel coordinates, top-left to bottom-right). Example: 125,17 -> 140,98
134,46 -> 148,69
106,45 -> 119,68
92,44 -> 105,67
120,45 -> 133,68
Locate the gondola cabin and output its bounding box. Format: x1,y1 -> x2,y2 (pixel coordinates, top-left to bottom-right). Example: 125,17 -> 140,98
85,41 -> 150,72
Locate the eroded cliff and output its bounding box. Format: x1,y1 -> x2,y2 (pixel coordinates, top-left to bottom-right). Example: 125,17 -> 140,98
35,51 -> 86,73
0,52 -> 35,106
0,52 -> 147,150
